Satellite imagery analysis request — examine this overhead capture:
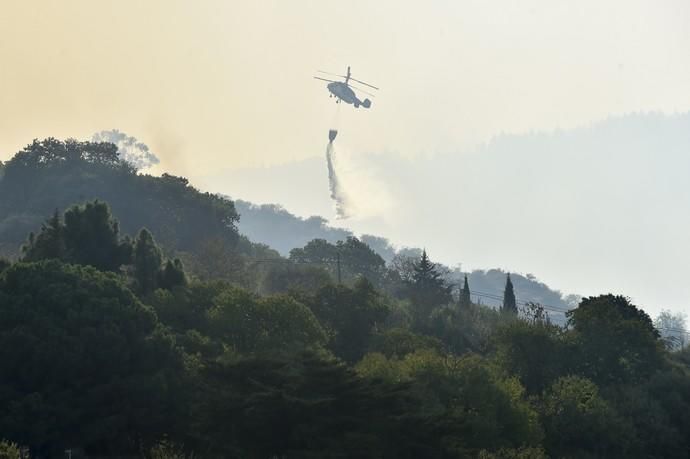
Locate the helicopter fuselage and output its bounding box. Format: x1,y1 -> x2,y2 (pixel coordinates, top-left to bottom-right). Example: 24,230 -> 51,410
327,82 -> 368,108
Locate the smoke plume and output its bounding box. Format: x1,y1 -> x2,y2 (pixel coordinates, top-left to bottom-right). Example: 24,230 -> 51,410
91,129 -> 159,170
326,141 -> 351,219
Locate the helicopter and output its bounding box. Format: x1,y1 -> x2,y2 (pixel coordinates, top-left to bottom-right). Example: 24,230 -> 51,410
314,66 -> 378,109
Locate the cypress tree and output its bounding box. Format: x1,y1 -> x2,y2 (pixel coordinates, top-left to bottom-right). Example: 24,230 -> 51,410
502,273 -> 517,314
460,274 -> 471,309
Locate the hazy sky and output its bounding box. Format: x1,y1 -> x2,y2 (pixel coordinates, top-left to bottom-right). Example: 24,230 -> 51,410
2,1 -> 690,314
2,1 -> 689,170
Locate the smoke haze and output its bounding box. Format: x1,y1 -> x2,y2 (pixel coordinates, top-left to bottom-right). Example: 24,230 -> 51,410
91,130 -> 159,170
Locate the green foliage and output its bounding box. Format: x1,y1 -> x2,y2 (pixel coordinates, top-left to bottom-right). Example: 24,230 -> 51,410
459,274 -> 471,309
567,294 -> 664,385
209,288 -> 327,353
149,441 -> 195,459
0,260 -> 185,456
430,302 -> 509,354
3,141 -> 690,456
158,258 -> 187,290
290,236 -> 387,285
370,328 -> 444,358
21,210 -> 65,261
358,351 -> 543,454
477,447 -> 547,459
134,228 -> 163,293
642,369 -> 690,454
0,258 -> 10,273
494,320 -> 566,394
22,201 -> 132,271
502,273 -> 517,314
198,352 -> 420,458
62,200 -> 132,270
0,440 -> 21,459
406,250 -> 452,330
540,376 -> 635,458
295,278 -> 390,362
0,138 -> 239,259
260,262 -> 331,295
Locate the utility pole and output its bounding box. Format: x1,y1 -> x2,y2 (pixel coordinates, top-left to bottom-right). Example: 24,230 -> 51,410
336,251 -> 342,284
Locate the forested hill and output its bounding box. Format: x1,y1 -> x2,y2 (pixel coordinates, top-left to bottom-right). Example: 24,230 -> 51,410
2,138 -> 690,458
0,138 -> 575,311
234,200 -> 351,254
235,199 -> 577,311
0,139 -> 240,257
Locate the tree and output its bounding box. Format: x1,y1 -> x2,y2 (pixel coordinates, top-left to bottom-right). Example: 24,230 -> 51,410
654,309 -> 688,350
289,237 -> 387,286
147,281 -> 228,358
459,274 -> 471,309
260,262 -> 331,295
209,288 -> 327,353
502,273 -> 517,315
406,250 -> 452,330
540,376 -> 635,458
21,201 -> 132,271
133,228 -> 163,294
567,294 -> 664,385
0,260 -> 185,456
357,351 -> 544,454
198,352 -> 419,458
0,138 -> 239,259
0,258 -> 11,273
295,278 -> 390,362
0,440 -> 21,459
21,209 -> 65,261
62,200 -> 132,271
158,258 -> 187,290
494,320 -> 566,394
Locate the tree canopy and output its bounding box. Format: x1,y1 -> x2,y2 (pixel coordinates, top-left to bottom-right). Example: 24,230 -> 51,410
0,260 -> 184,456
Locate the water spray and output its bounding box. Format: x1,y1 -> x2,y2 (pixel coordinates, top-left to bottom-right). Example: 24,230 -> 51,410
325,128 -> 349,218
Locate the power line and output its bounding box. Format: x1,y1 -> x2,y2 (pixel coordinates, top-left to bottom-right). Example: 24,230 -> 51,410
469,288 -> 690,338
243,257 -> 690,338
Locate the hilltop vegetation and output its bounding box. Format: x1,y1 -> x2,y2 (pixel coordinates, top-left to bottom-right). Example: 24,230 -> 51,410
0,139 -> 689,458
236,200 -> 577,313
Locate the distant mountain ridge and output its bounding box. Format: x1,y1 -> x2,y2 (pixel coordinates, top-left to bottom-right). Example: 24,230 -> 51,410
235,199 -> 577,316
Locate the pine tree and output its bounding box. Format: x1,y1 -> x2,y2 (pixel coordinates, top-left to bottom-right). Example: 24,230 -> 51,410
63,201 -> 132,271
408,249 -> 452,329
158,258 -> 187,290
502,273 -> 517,314
21,209 -> 66,262
460,274 -> 471,309
133,228 -> 163,294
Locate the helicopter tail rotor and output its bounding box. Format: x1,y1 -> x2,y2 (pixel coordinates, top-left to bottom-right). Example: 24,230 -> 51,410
362,98 -> 371,109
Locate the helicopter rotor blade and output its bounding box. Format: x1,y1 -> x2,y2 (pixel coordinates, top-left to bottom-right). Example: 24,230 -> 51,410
349,84 -> 376,97
349,77 -> 379,90
314,76 -> 337,83
316,70 -> 347,79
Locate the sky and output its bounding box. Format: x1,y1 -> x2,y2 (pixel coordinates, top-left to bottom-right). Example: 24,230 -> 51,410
2,1 -> 690,314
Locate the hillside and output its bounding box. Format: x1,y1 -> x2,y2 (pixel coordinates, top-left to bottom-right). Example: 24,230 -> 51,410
0,139 -> 248,257
204,112 -> 690,313
1,137 -> 689,458
235,199 -> 576,313
0,138 -> 577,312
